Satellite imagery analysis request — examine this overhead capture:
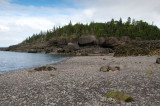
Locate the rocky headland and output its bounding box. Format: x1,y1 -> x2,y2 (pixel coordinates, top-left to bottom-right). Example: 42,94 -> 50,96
3,35 -> 160,56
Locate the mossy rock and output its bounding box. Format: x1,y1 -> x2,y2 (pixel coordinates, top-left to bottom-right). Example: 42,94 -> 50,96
105,91 -> 134,102
34,66 -> 55,71
114,40 -> 160,56
149,49 -> 160,56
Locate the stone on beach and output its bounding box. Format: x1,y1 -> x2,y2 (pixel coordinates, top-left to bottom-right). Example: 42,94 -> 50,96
156,57 -> 160,64
34,66 -> 57,71
100,65 -> 120,72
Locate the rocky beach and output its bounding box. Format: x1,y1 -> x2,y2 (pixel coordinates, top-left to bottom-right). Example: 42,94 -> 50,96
1,21 -> 160,106
0,55 -> 160,106
1,1 -> 160,106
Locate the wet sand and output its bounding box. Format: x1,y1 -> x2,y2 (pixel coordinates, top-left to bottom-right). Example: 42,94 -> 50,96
0,56 -> 160,106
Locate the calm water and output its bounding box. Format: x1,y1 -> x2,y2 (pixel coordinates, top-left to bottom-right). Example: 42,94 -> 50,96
0,51 -> 69,74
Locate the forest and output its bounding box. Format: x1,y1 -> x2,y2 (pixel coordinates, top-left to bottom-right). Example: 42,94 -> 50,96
23,17 -> 160,44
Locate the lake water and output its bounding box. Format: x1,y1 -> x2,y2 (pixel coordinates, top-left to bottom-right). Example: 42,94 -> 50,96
0,51 -> 69,74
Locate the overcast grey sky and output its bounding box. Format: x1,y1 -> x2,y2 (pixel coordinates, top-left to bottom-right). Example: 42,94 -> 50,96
0,0 -> 160,47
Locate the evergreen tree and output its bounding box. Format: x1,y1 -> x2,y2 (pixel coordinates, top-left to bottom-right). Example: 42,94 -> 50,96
22,18 -> 160,44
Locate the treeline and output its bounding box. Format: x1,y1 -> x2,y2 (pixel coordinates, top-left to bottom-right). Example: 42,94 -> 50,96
23,17 -> 160,43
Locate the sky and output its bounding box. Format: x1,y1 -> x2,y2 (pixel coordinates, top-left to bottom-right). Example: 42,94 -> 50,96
0,0 -> 160,47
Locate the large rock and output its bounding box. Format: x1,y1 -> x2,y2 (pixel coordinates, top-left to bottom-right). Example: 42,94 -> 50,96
67,43 -> 80,51
59,43 -> 80,53
98,37 -> 105,46
156,58 -> 160,64
100,65 -> 120,72
102,37 -> 120,47
78,35 -> 96,46
121,36 -> 131,43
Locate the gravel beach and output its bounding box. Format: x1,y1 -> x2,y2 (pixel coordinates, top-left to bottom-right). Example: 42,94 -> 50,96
0,56 -> 160,106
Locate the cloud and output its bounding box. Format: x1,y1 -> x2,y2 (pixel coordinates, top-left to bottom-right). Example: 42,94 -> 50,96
70,0 -> 160,23
0,0 -> 160,47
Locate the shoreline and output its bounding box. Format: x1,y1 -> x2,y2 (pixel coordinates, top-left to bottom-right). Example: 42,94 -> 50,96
0,50 -> 113,75
0,55 -> 160,105
0,51 -> 72,75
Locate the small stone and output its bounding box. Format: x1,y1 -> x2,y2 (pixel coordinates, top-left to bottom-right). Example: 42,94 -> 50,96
103,58 -> 106,60
23,100 -> 27,104
156,57 -> 160,64
101,97 -> 106,102
78,102 -> 82,105
62,90 -> 66,94
81,82 -> 84,85
12,96 -> 16,99
50,103 -> 56,106
85,87 -> 89,90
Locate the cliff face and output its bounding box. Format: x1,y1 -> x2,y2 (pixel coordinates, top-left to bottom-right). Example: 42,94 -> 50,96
6,35 -> 125,55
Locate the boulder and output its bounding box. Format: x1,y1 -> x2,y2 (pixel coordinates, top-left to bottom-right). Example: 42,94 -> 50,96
108,65 -> 120,72
100,65 -> 120,72
78,35 -> 96,46
98,37 -> 105,46
156,57 -> 160,64
100,66 -> 108,72
68,43 -> 80,51
101,37 -> 120,48
58,43 -> 80,53
121,36 -> 131,43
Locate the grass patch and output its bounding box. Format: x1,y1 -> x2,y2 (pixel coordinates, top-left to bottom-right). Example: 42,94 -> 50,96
146,70 -> 153,74
108,81 -> 112,85
127,85 -> 132,88
105,91 -> 134,102
124,64 -> 127,68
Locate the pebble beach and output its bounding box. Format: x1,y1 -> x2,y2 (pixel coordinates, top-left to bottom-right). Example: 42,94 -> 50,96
0,56 -> 160,106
